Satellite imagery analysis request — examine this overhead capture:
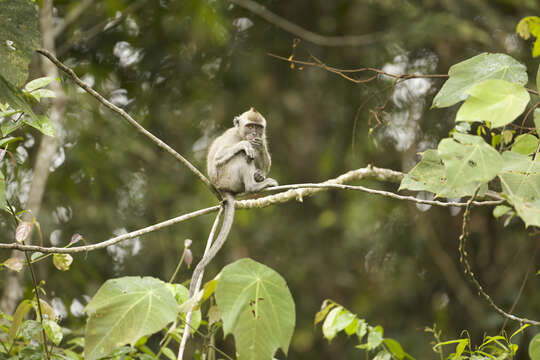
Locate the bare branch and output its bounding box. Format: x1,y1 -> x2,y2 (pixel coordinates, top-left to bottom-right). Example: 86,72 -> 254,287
0,206 -> 220,254
459,187 -> 540,326
0,165 -> 504,255
36,49 -> 219,198
229,0 -> 387,47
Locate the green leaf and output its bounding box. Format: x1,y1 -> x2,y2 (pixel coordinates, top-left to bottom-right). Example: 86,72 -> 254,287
19,320 -> 43,341
399,149 -> 479,197
367,326 -> 384,349
534,109 -> 540,135
24,77 -> 56,92
516,17 -> 540,58
498,151 -> 540,227
529,333 -> 540,360
493,205 -> 512,218
321,306 -> 356,342
53,253 -> 73,271
455,79 -> 530,128
438,133 -> 501,189
432,53 -> 528,108
314,300 -> 336,326
8,299 -> 33,343
167,283 -> 201,332
0,75 -> 55,137
512,134 -> 539,155
383,338 -> 406,360
84,276 -> 180,360
0,0 -> 40,87
28,89 -> 55,102
43,319 -> 63,346
215,258 -> 295,360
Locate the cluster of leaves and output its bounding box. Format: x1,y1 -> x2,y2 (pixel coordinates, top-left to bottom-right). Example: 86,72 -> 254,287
316,301 -> 539,360
315,300 -> 413,360
430,325 -> 539,360
400,53 -> 540,228
1,258 -> 295,360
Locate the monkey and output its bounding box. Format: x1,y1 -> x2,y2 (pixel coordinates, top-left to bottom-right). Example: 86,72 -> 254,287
189,107 -> 278,297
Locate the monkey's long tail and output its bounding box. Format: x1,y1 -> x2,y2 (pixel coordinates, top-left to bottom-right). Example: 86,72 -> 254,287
189,192 -> 235,297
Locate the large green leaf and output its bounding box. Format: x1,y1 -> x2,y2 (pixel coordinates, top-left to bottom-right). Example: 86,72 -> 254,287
84,276 -> 179,360
432,53 -> 527,108
0,75 -> 55,136
0,0 -> 40,87
498,151 -> 540,227
399,149 -> 479,197
215,258 -> 295,360
512,134 -> 539,155
438,133 -> 501,190
530,333 -> 540,360
455,79 -> 529,128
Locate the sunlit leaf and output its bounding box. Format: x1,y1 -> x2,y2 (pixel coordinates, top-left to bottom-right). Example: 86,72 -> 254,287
0,0 -> 40,87
529,333 -> 540,360
399,149 -> 479,197
8,299 -> 33,343
493,205 -> 512,218
24,77 -> 56,92
516,17 -> 540,58
321,306 -> 356,342
512,134 -> 539,155
43,319 -> 63,346
432,53 -> 527,108
15,221 -> 32,243
215,258 -> 295,360
438,133 -> 501,189
383,338 -> 407,360
456,79 -> 530,128
0,75 -> 55,137
534,109 -> 540,136
4,257 -> 24,272
53,253 -> 73,271
367,326 -> 384,349
314,300 -> 336,326
84,276 -> 179,360
499,151 -> 540,227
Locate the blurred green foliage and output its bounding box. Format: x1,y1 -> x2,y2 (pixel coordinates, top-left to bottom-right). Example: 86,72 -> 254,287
0,0 -> 539,359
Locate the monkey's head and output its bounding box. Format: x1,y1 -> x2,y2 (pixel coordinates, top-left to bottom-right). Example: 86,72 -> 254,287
233,107 -> 266,141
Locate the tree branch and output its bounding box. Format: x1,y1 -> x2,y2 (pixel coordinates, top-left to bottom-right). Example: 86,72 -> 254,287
229,0 -> 387,47
458,187 -> 540,326
35,49 -> 219,198
0,166 -> 503,254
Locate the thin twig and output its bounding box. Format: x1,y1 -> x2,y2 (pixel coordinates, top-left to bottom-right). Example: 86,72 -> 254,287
229,0 -> 387,47
0,206 -> 220,253
36,49 -> 219,198
268,53 -> 449,81
178,209 -> 223,360
458,187 -> 540,326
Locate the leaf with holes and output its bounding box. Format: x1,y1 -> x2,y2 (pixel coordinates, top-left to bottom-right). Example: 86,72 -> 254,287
432,53 -> 528,108
438,133 -> 501,190
215,258 -> 295,360
498,151 -> 540,227
400,149 -> 483,197
84,276 -> 179,360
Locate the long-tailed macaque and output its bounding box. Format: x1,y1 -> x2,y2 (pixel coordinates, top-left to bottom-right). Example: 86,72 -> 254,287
189,107 -> 278,296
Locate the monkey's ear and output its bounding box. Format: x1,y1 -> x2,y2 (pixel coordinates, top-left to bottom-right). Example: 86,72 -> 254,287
233,116 -> 240,127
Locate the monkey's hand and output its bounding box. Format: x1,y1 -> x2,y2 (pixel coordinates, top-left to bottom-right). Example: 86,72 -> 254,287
239,140 -> 255,159
249,137 -> 263,147
254,169 -> 266,182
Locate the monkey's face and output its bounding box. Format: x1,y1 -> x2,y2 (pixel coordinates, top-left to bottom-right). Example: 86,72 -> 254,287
242,122 -> 264,141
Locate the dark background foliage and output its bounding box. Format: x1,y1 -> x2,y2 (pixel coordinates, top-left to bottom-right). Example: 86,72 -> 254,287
1,0 -> 539,358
